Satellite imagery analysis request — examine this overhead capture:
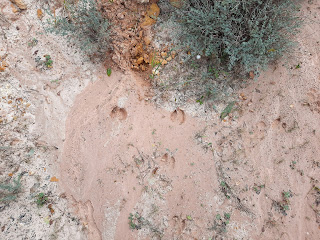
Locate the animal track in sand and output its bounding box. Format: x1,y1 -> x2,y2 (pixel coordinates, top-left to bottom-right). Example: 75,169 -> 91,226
271,117 -> 288,133
161,153 -> 175,168
170,108 -> 185,125
255,121 -> 267,139
110,106 -> 127,121
307,89 -> 320,114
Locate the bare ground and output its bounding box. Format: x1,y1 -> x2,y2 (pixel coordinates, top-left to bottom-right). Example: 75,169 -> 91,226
1,0 -> 320,240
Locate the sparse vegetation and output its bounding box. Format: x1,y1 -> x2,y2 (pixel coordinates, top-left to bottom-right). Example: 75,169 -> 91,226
210,212 -> 232,234
45,0 -> 110,56
128,212 -> 163,237
273,190 -> 293,215
0,173 -> 23,202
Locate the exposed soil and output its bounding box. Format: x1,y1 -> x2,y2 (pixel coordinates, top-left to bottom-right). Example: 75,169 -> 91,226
1,0 -> 320,240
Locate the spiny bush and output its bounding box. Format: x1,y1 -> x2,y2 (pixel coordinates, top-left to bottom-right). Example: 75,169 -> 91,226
177,0 -> 302,75
46,0 -> 110,55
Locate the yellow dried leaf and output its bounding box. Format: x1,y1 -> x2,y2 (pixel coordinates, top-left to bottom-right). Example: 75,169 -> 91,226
50,176 -> 59,182
37,9 -> 43,20
10,0 -> 27,10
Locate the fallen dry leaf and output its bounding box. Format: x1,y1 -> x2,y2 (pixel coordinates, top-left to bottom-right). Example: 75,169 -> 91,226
11,4 -> 19,13
50,176 -> 59,182
48,204 -> 55,214
37,9 -> 43,20
9,0 -> 27,10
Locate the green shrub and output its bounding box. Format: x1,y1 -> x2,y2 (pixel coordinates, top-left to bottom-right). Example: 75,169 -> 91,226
46,0 -> 110,55
176,0 -> 302,74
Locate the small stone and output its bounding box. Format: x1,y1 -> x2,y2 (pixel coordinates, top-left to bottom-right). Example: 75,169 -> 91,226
141,3 -> 160,27
239,93 -> 247,100
117,12 -> 124,20
143,54 -> 150,63
152,69 -> 159,75
144,37 -> 151,45
161,60 -> 168,65
11,4 -> 19,13
137,57 -> 144,65
141,16 -> 156,27
161,52 -> 167,58
139,30 -> 143,39
249,71 -> 255,79
2,61 -> 9,67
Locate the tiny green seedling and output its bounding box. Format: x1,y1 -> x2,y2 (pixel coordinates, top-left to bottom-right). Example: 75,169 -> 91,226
196,96 -> 204,105
220,181 -> 231,199
283,190 -> 292,199
36,192 -> 49,207
220,181 -> 227,187
274,190 -> 293,215
44,55 -> 53,68
50,79 -> 60,84
28,38 -> 38,48
253,184 -> 265,195
107,68 -> 112,77
128,213 -> 138,230
186,215 -> 193,220
290,161 -> 297,170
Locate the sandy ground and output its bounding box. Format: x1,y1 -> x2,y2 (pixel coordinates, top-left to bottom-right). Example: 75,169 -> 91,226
1,0 -> 320,240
